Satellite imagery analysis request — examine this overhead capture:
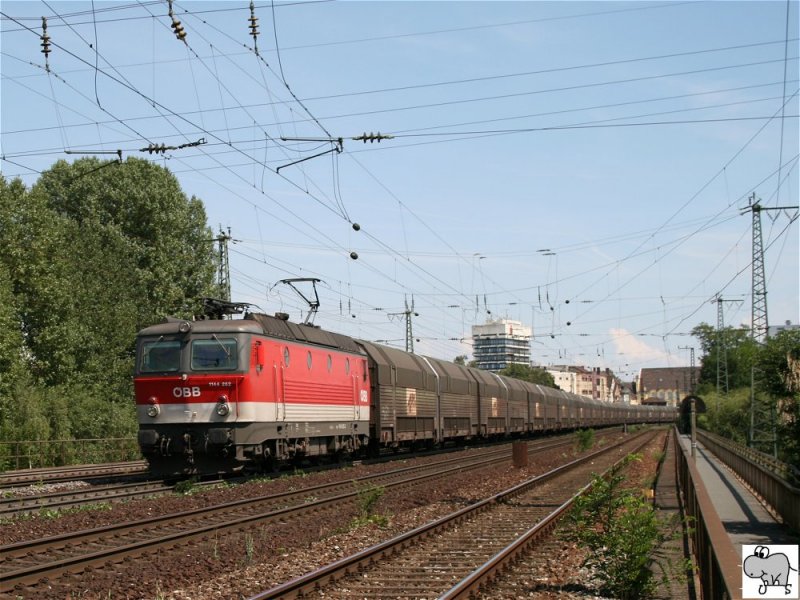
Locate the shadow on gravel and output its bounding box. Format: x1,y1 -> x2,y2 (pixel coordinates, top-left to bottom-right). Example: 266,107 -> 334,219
525,582 -> 599,596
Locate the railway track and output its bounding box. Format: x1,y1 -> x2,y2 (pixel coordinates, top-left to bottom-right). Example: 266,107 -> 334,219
249,429 -> 658,599
0,478 -> 231,519
0,429 -> 619,519
0,461 -> 149,489
0,433 -> 599,595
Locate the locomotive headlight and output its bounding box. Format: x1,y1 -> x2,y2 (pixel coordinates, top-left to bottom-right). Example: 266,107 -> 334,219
216,396 -> 230,416
146,404 -> 160,418
178,321 -> 192,333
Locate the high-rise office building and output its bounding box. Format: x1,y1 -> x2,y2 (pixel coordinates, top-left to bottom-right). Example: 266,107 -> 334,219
471,319 -> 531,371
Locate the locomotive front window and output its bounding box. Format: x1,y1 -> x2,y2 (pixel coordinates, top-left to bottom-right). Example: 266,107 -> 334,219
141,340 -> 181,373
191,338 -> 238,371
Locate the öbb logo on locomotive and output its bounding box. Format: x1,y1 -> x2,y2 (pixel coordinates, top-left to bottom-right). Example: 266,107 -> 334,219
134,306 -> 675,475
172,386 -> 202,398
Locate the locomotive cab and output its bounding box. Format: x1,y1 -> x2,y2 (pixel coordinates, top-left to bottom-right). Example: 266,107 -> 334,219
134,312 -> 372,475
134,319 -> 262,473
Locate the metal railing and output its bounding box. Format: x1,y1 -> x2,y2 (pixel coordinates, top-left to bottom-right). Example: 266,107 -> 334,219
674,427 -> 741,600
698,430 -> 800,533
0,438 -> 140,471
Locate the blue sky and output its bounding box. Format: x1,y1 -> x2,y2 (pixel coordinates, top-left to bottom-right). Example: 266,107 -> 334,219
2,1 -> 798,380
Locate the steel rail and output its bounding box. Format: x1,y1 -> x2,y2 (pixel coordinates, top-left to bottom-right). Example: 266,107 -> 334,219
2,435 -> 562,555
0,434 -> 586,593
0,461 -> 149,488
0,478 -> 232,518
247,429 -> 657,600
0,429 -> 615,518
438,434 -> 657,599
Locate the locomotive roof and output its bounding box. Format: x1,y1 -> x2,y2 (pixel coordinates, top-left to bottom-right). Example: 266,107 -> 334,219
138,313 -> 363,354
248,313 -> 363,353
137,319 -> 264,336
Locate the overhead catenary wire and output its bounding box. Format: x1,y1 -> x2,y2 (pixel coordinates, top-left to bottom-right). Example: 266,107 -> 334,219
1,2 -> 796,370
6,15 -> 788,356
775,0 -> 793,209
4,39 -> 796,135
0,1 -> 689,40
3,8 -> 364,234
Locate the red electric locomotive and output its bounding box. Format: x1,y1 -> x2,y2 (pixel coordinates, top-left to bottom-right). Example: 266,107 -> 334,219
135,310 -> 370,474
135,302 -> 676,475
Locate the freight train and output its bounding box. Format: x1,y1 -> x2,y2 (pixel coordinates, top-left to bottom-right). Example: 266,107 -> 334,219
134,306 -> 674,474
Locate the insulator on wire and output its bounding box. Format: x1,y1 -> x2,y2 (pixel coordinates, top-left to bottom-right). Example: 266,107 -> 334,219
167,0 -> 187,42
40,17 -> 52,71
142,143 -> 168,155
353,132 -> 394,144
249,1 -> 259,39
172,20 -> 186,41
139,138 -> 204,155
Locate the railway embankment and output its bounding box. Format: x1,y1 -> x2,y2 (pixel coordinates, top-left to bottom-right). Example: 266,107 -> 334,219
1,428 -> 676,599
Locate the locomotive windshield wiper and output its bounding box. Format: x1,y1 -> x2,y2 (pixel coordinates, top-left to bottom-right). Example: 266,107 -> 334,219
211,334 -> 231,358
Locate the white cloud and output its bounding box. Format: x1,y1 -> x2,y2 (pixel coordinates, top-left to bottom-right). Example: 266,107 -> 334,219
609,328 -> 673,371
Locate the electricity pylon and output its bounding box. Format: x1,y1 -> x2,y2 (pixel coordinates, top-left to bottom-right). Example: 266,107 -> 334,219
389,296 -> 418,353
713,295 -> 742,396
740,193 -> 797,457
214,227 -> 232,302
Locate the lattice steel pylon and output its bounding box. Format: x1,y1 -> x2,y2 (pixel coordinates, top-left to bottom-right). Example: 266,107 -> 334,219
741,193 -> 799,342
388,296 -> 418,353
713,295 -> 742,396
743,196 -> 774,455
739,194 -> 797,457
747,195 -> 769,344
404,296 -> 417,353
716,296 -> 729,396
749,367 -> 778,458
216,227 -> 232,302
679,346 -> 696,394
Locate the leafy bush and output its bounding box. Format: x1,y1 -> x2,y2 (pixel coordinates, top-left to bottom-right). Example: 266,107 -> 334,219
174,477 -> 199,495
568,455 -> 667,599
574,428 -> 595,452
351,483 -> 388,527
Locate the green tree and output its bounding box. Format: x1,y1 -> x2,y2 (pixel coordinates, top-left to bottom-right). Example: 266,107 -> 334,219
0,159 -> 217,457
33,157 -> 216,323
694,322 -> 800,468
0,261 -> 25,397
692,322 -> 759,392
455,355 -> 479,368
5,158 -> 216,387
757,330 -> 800,467
0,381 -> 52,469
697,388 -> 750,445
498,363 -> 558,388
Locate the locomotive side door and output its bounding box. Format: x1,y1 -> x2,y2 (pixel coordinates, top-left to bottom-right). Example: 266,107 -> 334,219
273,361 -> 286,422
353,371 -> 360,421
353,358 -> 367,421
